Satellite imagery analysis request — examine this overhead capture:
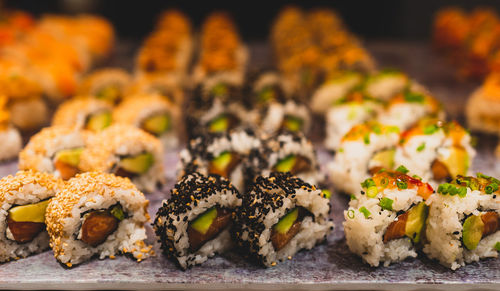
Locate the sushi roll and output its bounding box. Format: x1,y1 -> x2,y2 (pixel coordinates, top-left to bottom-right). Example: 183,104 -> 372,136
328,121 -> 400,195
0,96 -> 22,161
344,168 -> 434,267
248,70 -> 291,104
78,68 -> 131,104
154,172 -> 242,269
113,94 -> 181,149
325,90 -> 383,151
179,129 -> 261,192
378,89 -> 444,131
79,124 -> 164,192
52,96 -> 113,132
363,70 -> 409,101
0,170 -> 63,263
46,172 -> 152,267
310,71 -> 364,115
126,74 -> 184,106
246,131 -> 323,187
394,118 -> 475,187
466,73 -> 500,134
232,172 -> 334,267
19,126 -> 90,180
423,174 -> 500,270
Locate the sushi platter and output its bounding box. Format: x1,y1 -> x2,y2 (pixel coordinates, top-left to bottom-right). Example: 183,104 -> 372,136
0,6 -> 499,291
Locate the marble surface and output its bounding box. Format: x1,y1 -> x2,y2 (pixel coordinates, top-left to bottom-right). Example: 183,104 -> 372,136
0,41 -> 498,290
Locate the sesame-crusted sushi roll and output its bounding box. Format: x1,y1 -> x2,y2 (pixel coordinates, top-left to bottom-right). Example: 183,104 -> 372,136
363,70 -> 409,101
78,68 -> 131,105
259,97 -> 311,135
154,172 -> 242,269
378,89 -> 445,131
344,168 -> 434,267
311,71 -> 364,115
79,124 -> 164,192
423,174 -> 500,270
232,172 -> 334,267
247,131 -> 323,187
52,96 -> 113,132
179,129 -> 261,192
113,94 -> 181,149
248,70 -> 292,103
125,74 -> 184,107
46,172 -> 152,267
19,126 -> 91,180
394,119 -> 475,187
328,122 -> 400,196
325,90 -> 383,151
0,170 -> 63,263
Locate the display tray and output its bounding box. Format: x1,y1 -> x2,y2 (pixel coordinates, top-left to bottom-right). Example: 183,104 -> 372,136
0,41 -> 499,290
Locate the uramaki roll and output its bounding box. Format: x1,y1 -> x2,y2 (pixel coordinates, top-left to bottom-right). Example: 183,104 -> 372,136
52,96 -> 113,132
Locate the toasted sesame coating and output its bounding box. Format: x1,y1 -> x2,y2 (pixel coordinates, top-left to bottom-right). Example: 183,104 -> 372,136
0,170 -> 63,205
52,96 -> 112,129
78,68 -> 131,96
113,94 -> 178,127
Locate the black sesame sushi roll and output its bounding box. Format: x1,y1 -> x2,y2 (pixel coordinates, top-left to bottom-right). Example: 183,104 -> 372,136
232,172 -> 334,267
154,172 -> 242,269
0,170 -> 63,263
46,172 -> 152,267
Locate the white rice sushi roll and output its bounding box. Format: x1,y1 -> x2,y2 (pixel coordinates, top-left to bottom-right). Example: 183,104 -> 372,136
325,91 -> 383,151
328,121 -> 400,195
154,172 -> 242,269
0,170 -> 63,263
259,99 -> 311,135
179,129 -> 261,193
46,172 -> 152,267
344,168 -> 434,267
395,118 -> 475,187
378,90 -> 445,131
233,172 -> 334,267
246,131 -> 323,187
424,174 -> 500,270
363,70 -> 409,101
113,94 -> 181,149
19,126 -> 91,180
311,71 -> 364,115
79,124 -> 164,192
52,96 -> 113,132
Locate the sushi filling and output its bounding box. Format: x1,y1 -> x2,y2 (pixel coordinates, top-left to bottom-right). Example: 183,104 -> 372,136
383,202 -> 428,244
53,148 -> 84,180
6,199 -> 51,244
208,114 -> 239,133
257,86 -> 285,104
368,149 -> 395,175
208,151 -> 241,178
273,155 -> 311,175
432,146 -> 469,181
187,207 -> 232,252
85,111 -> 112,132
281,115 -> 303,132
462,212 -> 499,250
95,85 -> 121,104
271,207 -> 311,251
79,204 -> 126,247
141,113 -> 171,136
114,152 -> 154,179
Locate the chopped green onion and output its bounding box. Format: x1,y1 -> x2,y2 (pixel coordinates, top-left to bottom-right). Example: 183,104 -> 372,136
404,91 -> 425,103
359,206 -> 371,219
321,189 -> 332,199
412,175 -> 422,180
363,133 -> 370,145
350,194 -> 357,200
395,165 -> 409,174
457,187 -> 467,198
417,143 -> 426,152
396,181 -> 408,189
485,183 -> 499,194
347,209 -> 355,219
423,124 -> 439,135
495,242 -> 500,252
366,186 -> 378,198
361,178 -> 376,189
379,197 -> 394,211
373,125 -> 382,134
338,148 -> 344,153
438,183 -> 450,194
380,177 -> 389,187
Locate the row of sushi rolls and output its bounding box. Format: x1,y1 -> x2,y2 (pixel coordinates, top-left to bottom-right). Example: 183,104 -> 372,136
0,5 -> 498,272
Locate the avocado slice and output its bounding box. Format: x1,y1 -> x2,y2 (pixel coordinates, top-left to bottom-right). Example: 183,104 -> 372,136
110,204 -> 125,221
54,148 -> 84,167
208,115 -> 229,133
274,155 -> 296,173
190,207 -> 217,235
86,112 -> 112,131
440,146 -> 469,178
463,215 -> 484,250
142,114 -> 170,135
258,87 -> 275,103
274,208 -> 299,234
119,153 -> 154,174
211,151 -> 232,172
371,149 -> 395,171
211,83 -> 228,97
8,199 -> 51,223
96,86 -> 120,103
405,202 -> 429,244
282,115 -> 303,132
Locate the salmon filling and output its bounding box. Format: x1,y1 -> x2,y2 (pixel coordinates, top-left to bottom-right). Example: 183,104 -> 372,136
7,218 -> 45,244
80,204 -> 125,247
271,207 -> 310,251
273,155 -> 311,176
208,152 -> 241,178
187,207 -> 232,252
6,199 -> 51,243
